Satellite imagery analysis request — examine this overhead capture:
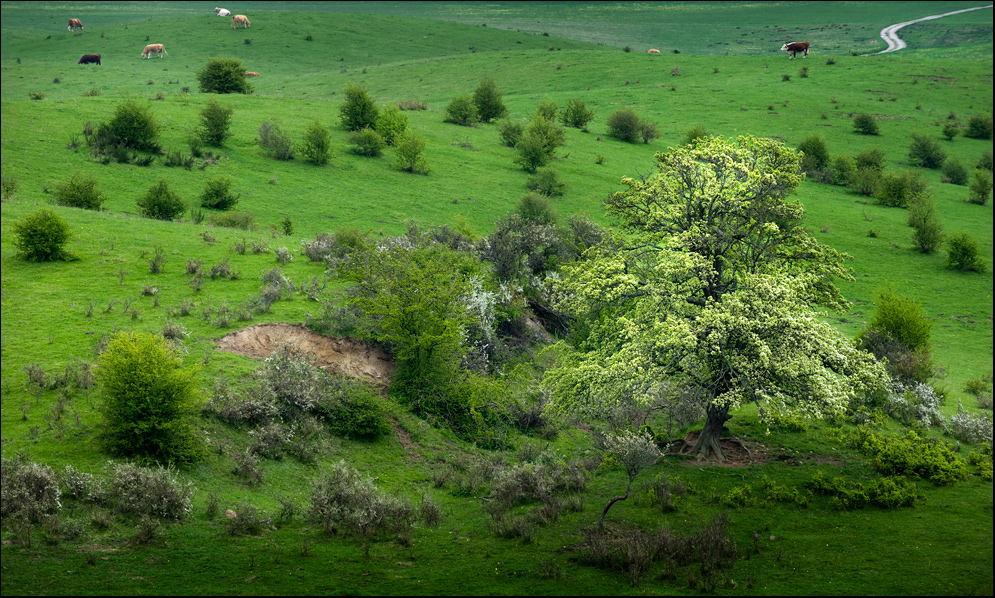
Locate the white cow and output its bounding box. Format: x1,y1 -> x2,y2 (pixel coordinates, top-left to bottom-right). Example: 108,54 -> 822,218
214,7 -> 231,17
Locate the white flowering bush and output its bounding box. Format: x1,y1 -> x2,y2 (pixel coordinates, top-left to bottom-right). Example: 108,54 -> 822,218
308,460 -> 414,537
946,404 -> 993,445
885,382 -> 944,428
105,462 -> 193,520
1,457 -> 61,522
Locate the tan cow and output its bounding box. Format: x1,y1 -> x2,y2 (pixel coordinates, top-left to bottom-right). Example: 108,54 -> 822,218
245,71 -> 260,77
647,48 -> 661,54
141,44 -> 167,59
232,14 -> 250,29
68,18 -> 83,32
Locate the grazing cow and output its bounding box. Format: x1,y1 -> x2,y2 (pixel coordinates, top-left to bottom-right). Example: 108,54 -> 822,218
780,41 -> 810,59
245,71 -> 260,77
647,48 -> 661,54
214,7 -> 231,17
78,54 -> 101,65
68,18 -> 83,32
232,14 -> 250,29
141,43 -> 167,59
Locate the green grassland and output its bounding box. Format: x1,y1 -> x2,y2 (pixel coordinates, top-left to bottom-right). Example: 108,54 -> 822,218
2,2 -> 993,595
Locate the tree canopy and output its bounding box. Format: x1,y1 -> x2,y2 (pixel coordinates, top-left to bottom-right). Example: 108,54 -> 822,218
545,136 -> 888,459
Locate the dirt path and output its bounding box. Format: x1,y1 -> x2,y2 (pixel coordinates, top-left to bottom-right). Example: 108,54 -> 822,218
875,5 -> 992,54
215,323 -> 394,384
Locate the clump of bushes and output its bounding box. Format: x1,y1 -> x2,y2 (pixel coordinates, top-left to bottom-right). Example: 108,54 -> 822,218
339,82 -> 378,132
908,132 -> 946,169
946,405 -> 993,445
526,168 -> 566,196
307,460 -> 414,538
1,456 -> 61,522
849,428 -> 969,484
392,131 -> 430,174
374,105 -> 408,146
444,93 -> 480,126
199,98 -> 234,146
200,176 -> 240,210
208,210 -> 255,230
561,98 -> 595,130
138,179 -> 186,221
473,77 -> 508,123
858,287 -> 933,383
965,113 -> 993,139
195,57 -> 253,94
349,127 -> 386,156
104,462 -> 193,520
13,208 -> 73,261
606,108 -> 658,144
809,471 -> 918,509
53,172 -> 106,210
91,99 -> 162,155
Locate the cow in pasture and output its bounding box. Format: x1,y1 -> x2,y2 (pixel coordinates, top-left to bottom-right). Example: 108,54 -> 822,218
78,54 -> 101,65
647,48 -> 661,54
245,71 -> 260,77
68,18 -> 83,32
780,41 -> 809,59
141,44 -> 167,59
214,7 -> 231,17
232,14 -> 250,29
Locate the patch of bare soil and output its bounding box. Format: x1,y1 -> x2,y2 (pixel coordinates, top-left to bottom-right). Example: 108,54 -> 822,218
669,431 -> 769,467
215,323 -> 394,385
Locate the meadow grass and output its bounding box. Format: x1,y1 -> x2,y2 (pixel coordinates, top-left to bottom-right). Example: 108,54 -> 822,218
1,3 -> 992,595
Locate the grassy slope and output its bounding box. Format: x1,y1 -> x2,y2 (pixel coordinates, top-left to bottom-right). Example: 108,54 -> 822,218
1,3 -> 992,595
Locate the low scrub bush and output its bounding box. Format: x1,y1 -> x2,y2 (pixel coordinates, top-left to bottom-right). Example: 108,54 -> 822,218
853,113 -> 880,135
908,132 -> 946,169
908,195 -> 944,253
138,179 -> 186,221
224,502 -> 267,535
195,57 -> 253,94
561,98 -> 595,130
13,208 -> 73,261
941,157 -> 969,185
392,131 -> 430,174
847,168 -> 880,196
53,172 -> 106,210
855,147 -> 886,171
350,127 -> 386,157
339,82 -> 378,132
797,134 -> 829,171
300,120 -> 332,165
259,121 -> 294,160
104,462 -> 193,520
809,471 -> 918,509
308,460 -> 414,537
946,232 -> 986,272
968,170 -> 992,205
875,170 -> 927,208
946,405 -> 993,444
200,176 -> 240,210
444,93 -> 480,127
884,382 -> 944,428
374,105 -> 408,146
320,378 -> 392,440
526,168 -> 566,196
498,119 -> 524,147
858,287 -> 933,383
208,210 -> 255,230
965,113 -> 993,139
1,456 -> 61,522
473,77 -> 508,123
850,428 -> 969,484
199,98 -> 234,146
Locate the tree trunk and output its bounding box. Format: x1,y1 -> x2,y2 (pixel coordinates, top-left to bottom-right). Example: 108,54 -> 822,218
692,404 -> 731,461
597,476 -> 633,529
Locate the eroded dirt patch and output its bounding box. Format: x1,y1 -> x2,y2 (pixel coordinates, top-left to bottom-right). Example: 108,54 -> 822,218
215,323 -> 394,384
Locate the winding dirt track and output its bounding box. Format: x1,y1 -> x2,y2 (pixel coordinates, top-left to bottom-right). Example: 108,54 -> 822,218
875,5 -> 992,54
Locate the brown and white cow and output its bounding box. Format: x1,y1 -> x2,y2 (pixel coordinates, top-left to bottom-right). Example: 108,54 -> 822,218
245,71 -> 260,77
78,54 -> 101,65
141,44 -> 167,59
214,7 -> 231,17
68,18 -> 83,32
232,14 -> 250,29
780,41 -> 809,59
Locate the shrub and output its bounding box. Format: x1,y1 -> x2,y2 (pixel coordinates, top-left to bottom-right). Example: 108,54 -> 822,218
946,405 -> 993,445
200,176 -> 240,210
908,196 -> 944,253
473,76 -> 508,123
2,175 -> 19,198
681,125 -> 710,148
96,330 -> 202,464
946,232 -> 986,272
1,456 -> 61,522
606,108 -> 643,143
258,121 -> 294,160
969,170 -> 992,205
374,104 -> 408,146
300,120 -> 332,165
561,98 -> 595,130
830,155 -> 855,186
639,121 -> 660,144
105,462 -> 193,520
533,97 -> 558,122
884,381 -> 944,427
350,127 -> 387,157
853,113 -> 879,135
199,98 -> 234,146
53,172 -> 106,210
308,461 -> 414,537
965,113 -> 993,139
209,210 -> 255,230
851,428 -> 969,485
13,208 -> 72,261
195,57 -> 253,94
858,287 -> 933,383
138,179 -> 186,221
498,119 -> 524,147
392,131 -> 430,174
320,379 -> 393,439
908,132 -> 946,169
941,157 -> 969,185
855,147 -> 886,171
942,122 -> 959,141
797,134 -> 830,171
444,93 -> 480,126
977,150 -> 993,172
516,192 -> 558,225
339,82 -> 379,132
526,168 -> 566,196
97,100 -> 161,153
847,168 -> 881,196
876,170 -> 927,208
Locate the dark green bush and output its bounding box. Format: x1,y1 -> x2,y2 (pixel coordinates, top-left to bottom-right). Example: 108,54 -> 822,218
847,168 -> 881,196
198,98 -> 234,146
862,286 -> 932,352
13,208 -> 72,261
195,57 -> 253,94
976,150 -> 993,172
300,120 -> 332,165
321,380 -> 392,440
681,125 -> 710,148
853,113 -> 880,135
876,170 -> 928,208
350,127 -> 386,157
473,76 -> 508,123
797,134 -> 830,171
969,170 -> 992,205
941,157 -> 969,185
101,100 -> 161,152
946,232 -> 987,272
908,132 -> 946,169
855,147 -> 887,171
514,131 -> 554,173
97,330 -> 202,464
498,119 -> 524,147
339,82 -> 378,132
533,97 -> 558,122
444,93 -> 480,126
138,179 -> 186,221
965,113 -> 993,139
53,172 -> 106,210
516,192 -> 558,225
606,108 -> 643,143
830,155 -> 855,185
561,98 -> 595,130
941,122 -> 959,141
200,176 -> 240,210
908,196 -> 944,253
526,168 -> 566,196
258,121 -> 294,160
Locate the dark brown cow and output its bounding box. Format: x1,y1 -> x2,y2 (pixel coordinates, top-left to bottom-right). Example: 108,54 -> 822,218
68,18 -> 83,32
78,54 -> 101,65
780,41 -> 809,59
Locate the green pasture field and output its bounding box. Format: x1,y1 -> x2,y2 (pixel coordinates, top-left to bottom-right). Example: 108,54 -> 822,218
1,2 -> 993,595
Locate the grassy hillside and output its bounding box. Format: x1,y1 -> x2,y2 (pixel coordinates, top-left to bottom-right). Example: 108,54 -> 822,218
1,3 -> 992,595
